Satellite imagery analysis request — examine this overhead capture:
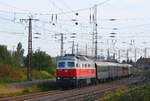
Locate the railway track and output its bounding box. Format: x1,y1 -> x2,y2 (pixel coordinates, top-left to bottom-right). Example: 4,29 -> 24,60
0,90 -> 64,101
48,78 -> 142,101
0,77 -> 143,101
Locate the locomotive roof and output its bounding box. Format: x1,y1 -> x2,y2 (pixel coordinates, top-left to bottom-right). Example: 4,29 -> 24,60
58,54 -> 93,62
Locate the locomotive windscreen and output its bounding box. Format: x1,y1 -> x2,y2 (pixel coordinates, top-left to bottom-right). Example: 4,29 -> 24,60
58,62 -> 65,68
67,62 -> 75,68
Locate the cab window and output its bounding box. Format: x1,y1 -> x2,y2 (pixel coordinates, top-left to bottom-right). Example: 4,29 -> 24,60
58,62 -> 65,68
67,62 -> 75,68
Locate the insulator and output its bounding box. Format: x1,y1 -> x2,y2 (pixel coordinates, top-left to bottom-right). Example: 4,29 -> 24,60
55,14 -> 57,23
90,14 -> 91,24
51,14 -> 53,22
75,13 -> 79,16
13,13 -> 16,23
89,8 -> 92,24
93,14 -> 94,21
75,22 -> 78,25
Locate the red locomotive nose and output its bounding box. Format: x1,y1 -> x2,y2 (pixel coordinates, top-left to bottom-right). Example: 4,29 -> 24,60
56,69 -> 77,77
57,68 -> 96,77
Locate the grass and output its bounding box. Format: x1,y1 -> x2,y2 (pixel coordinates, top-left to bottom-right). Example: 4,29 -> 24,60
0,63 -> 57,98
84,94 -> 95,101
0,87 -> 41,98
0,82 -> 59,98
102,86 -> 128,101
0,88 -> 23,98
101,85 -> 150,101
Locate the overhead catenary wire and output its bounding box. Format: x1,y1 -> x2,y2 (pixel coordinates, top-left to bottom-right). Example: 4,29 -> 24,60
0,0 -> 112,16
96,0 -> 112,6
0,1 -> 32,13
0,30 -> 24,35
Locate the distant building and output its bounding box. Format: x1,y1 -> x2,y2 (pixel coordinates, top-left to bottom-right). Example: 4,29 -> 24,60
136,58 -> 150,71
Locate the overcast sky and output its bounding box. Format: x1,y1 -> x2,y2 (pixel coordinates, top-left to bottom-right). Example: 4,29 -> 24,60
0,0 -> 150,61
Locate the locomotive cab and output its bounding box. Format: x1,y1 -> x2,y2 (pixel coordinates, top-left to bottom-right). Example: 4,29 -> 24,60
57,60 -> 76,78
56,55 -> 78,88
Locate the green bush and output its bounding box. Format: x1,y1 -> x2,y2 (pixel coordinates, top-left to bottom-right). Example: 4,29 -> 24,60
37,82 -> 58,91
23,88 -> 33,93
0,63 -> 26,82
104,85 -> 150,101
0,63 -> 54,83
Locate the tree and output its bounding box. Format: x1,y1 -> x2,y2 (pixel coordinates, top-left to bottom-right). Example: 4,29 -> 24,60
13,42 -> 24,66
24,49 -> 55,75
128,59 -> 133,64
0,45 -> 13,65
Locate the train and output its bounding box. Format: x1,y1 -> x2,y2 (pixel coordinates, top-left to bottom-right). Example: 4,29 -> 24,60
56,54 -> 133,88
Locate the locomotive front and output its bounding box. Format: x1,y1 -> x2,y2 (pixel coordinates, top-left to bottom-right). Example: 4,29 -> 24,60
56,55 -> 78,88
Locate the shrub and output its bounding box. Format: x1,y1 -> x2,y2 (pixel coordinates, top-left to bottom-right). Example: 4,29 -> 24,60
0,83 -> 6,89
0,63 -> 54,83
0,63 -> 26,82
103,85 -> 150,101
37,82 -> 58,91
102,86 -> 128,101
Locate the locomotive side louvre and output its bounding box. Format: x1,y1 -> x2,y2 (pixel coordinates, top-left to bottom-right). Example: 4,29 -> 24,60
75,59 -> 96,79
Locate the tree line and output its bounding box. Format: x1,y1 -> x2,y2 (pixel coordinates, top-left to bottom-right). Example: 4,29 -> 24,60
0,42 -> 55,75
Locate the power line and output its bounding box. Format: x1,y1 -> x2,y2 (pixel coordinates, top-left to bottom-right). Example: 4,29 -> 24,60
0,1 -> 31,12
96,0 -> 112,6
0,30 -> 24,35
48,0 -> 75,22
58,0 -> 88,21
0,0 -> 112,16
119,23 -> 150,29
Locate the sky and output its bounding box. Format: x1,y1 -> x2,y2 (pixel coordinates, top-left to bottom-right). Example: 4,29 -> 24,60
0,0 -> 150,61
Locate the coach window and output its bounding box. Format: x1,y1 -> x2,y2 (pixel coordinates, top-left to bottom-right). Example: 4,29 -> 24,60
82,64 -> 84,68
88,64 -> 90,68
78,64 -> 80,68
67,62 -> 75,68
85,64 -> 87,68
